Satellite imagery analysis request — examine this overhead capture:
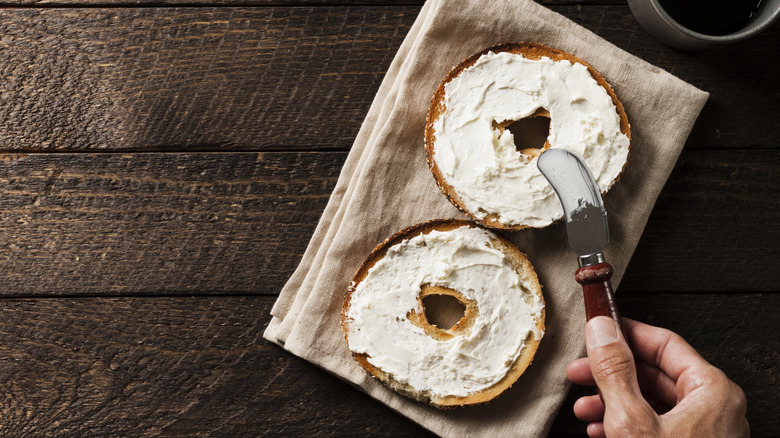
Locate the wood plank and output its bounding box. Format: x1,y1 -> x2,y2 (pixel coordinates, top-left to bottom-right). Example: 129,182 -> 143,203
0,7 -> 417,151
0,6 -> 777,151
0,296 -> 433,436
0,0 -> 624,5
0,152 -> 344,295
0,293 -> 775,436
619,148 -> 779,292
0,150 -> 775,296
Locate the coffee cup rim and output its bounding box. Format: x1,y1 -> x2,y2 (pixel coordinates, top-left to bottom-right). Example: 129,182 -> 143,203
646,0 -> 780,43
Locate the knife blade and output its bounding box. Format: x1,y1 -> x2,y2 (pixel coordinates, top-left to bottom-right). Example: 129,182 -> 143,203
537,149 -> 623,330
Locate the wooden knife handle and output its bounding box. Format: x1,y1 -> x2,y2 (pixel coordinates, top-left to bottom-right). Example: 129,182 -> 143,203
575,262 -> 623,333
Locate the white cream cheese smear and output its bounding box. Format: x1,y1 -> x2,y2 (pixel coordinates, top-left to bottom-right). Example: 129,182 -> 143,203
431,51 -> 630,228
345,226 -> 544,398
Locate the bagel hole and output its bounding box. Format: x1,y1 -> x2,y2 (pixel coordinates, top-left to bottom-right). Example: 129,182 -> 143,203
422,294 -> 466,330
507,114 -> 550,155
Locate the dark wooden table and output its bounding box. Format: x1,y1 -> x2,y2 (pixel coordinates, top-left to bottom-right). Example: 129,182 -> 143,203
0,0 -> 777,436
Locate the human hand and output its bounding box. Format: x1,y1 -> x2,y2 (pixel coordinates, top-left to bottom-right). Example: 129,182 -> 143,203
566,317 -> 749,438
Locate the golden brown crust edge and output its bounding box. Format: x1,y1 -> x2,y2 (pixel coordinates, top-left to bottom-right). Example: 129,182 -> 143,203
341,219 -> 545,408
424,42 -> 631,231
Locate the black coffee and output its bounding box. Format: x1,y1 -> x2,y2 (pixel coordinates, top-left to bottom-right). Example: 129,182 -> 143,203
658,0 -> 764,35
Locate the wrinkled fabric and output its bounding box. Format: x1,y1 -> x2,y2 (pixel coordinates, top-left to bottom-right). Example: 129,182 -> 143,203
264,0 -> 708,436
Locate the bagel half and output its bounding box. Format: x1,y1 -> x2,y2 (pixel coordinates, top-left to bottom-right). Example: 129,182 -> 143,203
341,219 -> 545,408
425,42 -> 631,230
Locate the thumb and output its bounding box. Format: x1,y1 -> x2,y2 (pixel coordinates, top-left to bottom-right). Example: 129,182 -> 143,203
586,317 -> 645,412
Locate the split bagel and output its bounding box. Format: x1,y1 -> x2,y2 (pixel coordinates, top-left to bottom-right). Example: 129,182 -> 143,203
341,219 -> 545,408
425,43 -> 631,230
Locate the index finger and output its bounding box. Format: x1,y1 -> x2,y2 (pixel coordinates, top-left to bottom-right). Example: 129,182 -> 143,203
623,318 -> 711,381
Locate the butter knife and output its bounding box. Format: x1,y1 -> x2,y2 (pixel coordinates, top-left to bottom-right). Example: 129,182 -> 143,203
537,149 -> 623,331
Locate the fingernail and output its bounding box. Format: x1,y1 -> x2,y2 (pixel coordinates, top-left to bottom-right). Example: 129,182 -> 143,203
587,316 -> 619,348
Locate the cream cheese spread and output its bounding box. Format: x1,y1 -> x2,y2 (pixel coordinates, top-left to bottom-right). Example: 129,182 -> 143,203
431,51 -> 630,228
345,226 -> 544,399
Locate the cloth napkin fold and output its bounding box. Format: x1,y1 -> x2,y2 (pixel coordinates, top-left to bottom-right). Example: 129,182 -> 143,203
264,0 -> 708,435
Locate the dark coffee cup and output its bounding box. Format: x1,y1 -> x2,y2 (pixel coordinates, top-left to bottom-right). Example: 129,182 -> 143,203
628,0 -> 780,50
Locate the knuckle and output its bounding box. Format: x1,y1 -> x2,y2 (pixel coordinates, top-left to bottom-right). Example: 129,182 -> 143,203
735,387 -> 748,413
687,365 -> 726,392
694,367 -> 749,432
708,365 -> 729,382
652,330 -> 678,365
707,366 -> 737,396
668,331 -> 685,343
593,352 -> 634,381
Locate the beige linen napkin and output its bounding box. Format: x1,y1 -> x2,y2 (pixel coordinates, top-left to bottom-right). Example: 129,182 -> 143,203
264,0 -> 708,435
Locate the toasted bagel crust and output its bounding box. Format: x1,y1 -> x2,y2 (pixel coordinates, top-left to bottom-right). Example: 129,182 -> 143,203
341,219 -> 545,408
425,43 -> 631,230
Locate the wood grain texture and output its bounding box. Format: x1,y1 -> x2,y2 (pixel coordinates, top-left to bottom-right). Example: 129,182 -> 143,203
619,148 -> 779,292
0,152 -> 344,296
0,0 -> 626,7
0,294 -> 774,436
0,7 -> 417,151
0,150 -> 775,296
0,6 -> 777,151
0,296 -> 433,436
